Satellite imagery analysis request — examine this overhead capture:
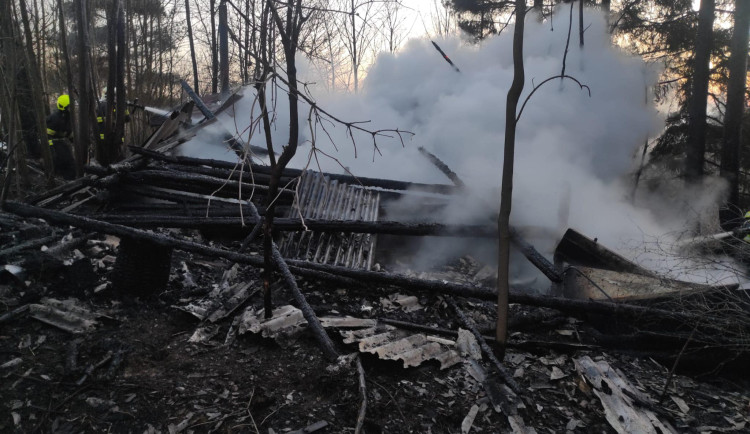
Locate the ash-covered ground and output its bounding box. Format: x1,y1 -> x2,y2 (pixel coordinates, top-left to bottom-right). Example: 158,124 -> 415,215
1,218 -> 749,433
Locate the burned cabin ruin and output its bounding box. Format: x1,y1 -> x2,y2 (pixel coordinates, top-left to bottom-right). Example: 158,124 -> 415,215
1,91 -> 749,433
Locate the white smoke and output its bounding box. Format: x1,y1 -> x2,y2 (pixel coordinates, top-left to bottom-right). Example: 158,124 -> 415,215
178,6 -> 741,286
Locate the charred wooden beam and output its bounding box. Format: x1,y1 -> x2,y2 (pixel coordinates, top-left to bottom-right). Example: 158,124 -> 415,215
162,163 -> 275,186
141,102 -> 195,150
509,229 -> 562,283
445,296 -> 519,392
554,228 -> 653,276
130,146 -> 458,194
282,259 -> 707,325
0,232 -> 64,260
115,185 -> 267,208
118,169 -> 295,199
3,202 -> 705,326
0,304 -> 30,324
108,203 -> 270,218
27,176 -> 92,207
180,80 -> 215,120
418,147 -> 465,188
88,215 -> 498,236
270,245 -> 340,361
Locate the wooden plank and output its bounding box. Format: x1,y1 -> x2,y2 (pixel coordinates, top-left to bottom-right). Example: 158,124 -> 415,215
574,356 -> 677,434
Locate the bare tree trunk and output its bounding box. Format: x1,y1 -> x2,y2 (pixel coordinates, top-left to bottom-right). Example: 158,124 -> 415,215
102,1 -> 118,165
114,0 -> 126,161
219,0 -> 229,96
0,3 -> 30,193
185,0 -> 200,94
210,0 -> 218,94
496,0 -> 526,359
18,0 -> 54,181
719,0 -> 750,224
75,0 -> 96,166
579,0 -> 584,47
58,0 -> 81,176
685,0 -> 715,183
351,0 -> 358,93
125,0 -> 132,94
263,0 -> 305,318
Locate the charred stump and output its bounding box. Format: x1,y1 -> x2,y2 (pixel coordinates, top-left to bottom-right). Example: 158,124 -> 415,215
111,237 -> 173,297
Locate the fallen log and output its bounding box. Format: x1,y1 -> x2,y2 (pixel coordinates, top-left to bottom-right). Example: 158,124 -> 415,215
0,232 -> 64,260
270,244 -> 340,361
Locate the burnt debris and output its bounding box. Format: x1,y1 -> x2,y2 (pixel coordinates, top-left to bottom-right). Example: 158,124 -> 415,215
1,105 -> 749,433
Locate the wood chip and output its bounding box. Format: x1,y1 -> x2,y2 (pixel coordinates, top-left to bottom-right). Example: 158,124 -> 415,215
1,357 -> 22,369
461,404 -> 479,434
671,396 -> 690,414
550,366 -> 566,381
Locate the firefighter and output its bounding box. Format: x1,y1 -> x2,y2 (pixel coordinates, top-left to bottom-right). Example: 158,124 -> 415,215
742,211 -> 750,243
96,90 -> 130,146
46,94 -> 76,180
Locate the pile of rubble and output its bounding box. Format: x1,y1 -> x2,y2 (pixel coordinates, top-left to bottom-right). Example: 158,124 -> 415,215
1,100 -> 749,432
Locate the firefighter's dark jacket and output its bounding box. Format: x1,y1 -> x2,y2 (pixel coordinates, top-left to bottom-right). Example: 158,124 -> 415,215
96,100 -> 130,141
46,109 -> 72,141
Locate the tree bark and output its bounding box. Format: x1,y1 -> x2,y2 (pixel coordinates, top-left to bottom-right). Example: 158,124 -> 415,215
263,0 -> 305,318
496,0 -> 526,359
579,0 -> 584,47
219,0 -> 229,96
210,0 -> 218,94
57,0 -> 82,176
185,0 -> 200,94
114,0 -> 127,162
719,0 -> 750,224
75,0 -> 96,168
685,0 -> 715,183
18,0 -> 54,180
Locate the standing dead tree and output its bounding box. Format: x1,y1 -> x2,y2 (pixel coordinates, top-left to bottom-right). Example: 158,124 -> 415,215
185,0 -> 201,94
75,0 -> 98,170
99,0 -> 128,166
497,0 -> 590,358
18,0 -> 54,180
496,0 -> 526,359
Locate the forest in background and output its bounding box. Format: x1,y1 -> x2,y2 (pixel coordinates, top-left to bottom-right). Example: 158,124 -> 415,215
0,0 -> 748,218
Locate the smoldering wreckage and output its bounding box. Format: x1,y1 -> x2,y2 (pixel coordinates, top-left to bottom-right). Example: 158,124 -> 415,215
1,93 -> 749,434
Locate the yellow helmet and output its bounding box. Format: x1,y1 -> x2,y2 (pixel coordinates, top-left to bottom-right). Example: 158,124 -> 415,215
744,210 -> 750,219
57,94 -> 70,111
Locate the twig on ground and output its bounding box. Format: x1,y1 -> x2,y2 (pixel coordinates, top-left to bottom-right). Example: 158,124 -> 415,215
355,356 -> 367,434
